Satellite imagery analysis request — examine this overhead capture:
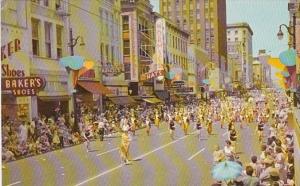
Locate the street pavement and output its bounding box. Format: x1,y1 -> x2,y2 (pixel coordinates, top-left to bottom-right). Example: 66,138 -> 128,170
3,120 -> 265,186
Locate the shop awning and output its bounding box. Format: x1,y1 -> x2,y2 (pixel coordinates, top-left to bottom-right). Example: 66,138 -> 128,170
77,81 -> 112,95
38,95 -> 70,101
143,97 -> 163,104
109,96 -> 136,105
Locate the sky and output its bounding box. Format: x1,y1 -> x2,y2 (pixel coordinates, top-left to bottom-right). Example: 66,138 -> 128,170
150,0 -> 290,57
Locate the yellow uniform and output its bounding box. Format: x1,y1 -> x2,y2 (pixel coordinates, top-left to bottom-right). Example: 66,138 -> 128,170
120,132 -> 130,163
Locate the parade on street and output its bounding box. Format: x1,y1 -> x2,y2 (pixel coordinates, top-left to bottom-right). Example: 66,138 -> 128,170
1,0 -> 300,185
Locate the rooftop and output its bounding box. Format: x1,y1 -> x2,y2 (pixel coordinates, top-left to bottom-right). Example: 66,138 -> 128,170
227,22 -> 254,36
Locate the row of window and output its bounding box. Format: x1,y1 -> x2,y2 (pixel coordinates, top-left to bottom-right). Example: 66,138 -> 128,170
168,33 -> 188,53
100,43 -> 120,64
31,0 -> 62,10
227,29 -> 247,35
31,18 -> 63,58
167,53 -> 188,70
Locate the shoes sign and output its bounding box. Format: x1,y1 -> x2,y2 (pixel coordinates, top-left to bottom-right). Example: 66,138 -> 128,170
1,39 -> 45,96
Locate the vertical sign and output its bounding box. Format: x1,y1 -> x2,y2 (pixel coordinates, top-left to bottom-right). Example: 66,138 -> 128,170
129,12 -> 139,81
155,18 -> 166,71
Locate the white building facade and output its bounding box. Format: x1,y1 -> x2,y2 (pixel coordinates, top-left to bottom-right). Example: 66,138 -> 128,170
227,23 -> 254,88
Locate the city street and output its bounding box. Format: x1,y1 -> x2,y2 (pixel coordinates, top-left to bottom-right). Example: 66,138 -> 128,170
1,0 -> 299,186
3,118 -> 271,186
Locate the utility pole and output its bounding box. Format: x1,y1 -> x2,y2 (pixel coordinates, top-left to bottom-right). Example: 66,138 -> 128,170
68,28 -> 85,132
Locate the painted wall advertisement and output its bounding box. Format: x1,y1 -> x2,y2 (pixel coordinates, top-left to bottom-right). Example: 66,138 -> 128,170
1,38 -> 46,96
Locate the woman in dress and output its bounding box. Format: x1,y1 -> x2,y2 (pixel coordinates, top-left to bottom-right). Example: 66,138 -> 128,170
182,114 -> 189,135
207,117 -> 213,135
119,125 -> 131,164
154,111 -> 160,129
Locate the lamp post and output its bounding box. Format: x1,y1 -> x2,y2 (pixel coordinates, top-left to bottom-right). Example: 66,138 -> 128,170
277,14 -> 296,48
277,13 -> 297,107
67,28 -> 85,132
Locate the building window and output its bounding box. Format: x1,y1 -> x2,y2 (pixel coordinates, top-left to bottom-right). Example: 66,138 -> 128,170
56,25 -> 63,58
106,44 -> 109,62
31,0 -> 40,4
122,16 -> 129,31
111,46 -> 114,64
55,0 -> 61,10
123,40 -> 130,55
44,22 -> 51,58
43,0 -> 49,6
235,37 -> 238,41
124,63 -> 131,80
31,18 -> 40,56
100,43 -> 104,62
235,30 -> 238,34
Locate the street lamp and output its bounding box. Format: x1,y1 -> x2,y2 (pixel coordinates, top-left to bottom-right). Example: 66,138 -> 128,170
277,13 -> 297,107
277,14 -> 296,48
67,28 -> 85,132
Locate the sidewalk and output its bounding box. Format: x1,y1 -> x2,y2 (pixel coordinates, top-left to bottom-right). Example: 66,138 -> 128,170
292,107 -> 300,186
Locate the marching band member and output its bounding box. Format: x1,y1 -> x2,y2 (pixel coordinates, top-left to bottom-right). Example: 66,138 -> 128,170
119,124 -> 131,165
169,118 -> 175,140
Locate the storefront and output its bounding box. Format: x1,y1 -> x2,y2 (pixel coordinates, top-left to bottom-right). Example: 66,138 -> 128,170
1,34 -> 34,121
76,80 -> 111,112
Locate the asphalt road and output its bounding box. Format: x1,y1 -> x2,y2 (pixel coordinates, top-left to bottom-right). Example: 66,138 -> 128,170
3,120 -> 265,186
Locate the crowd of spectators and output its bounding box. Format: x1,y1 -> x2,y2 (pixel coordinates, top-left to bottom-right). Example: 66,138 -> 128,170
212,92 -> 295,186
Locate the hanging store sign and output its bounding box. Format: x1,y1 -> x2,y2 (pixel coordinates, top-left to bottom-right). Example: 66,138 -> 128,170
155,18 -> 166,67
176,87 -> 194,93
102,63 -> 124,76
171,81 -> 185,88
2,77 -> 45,96
141,69 -> 165,81
2,64 -> 45,96
79,69 -> 95,79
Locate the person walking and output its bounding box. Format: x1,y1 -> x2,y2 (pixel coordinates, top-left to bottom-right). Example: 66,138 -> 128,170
97,119 -> 105,141
145,116 -> 151,136
196,118 -> 202,141
169,118 -> 175,140
183,114 -> 189,135
82,127 -> 91,152
119,124 -> 131,165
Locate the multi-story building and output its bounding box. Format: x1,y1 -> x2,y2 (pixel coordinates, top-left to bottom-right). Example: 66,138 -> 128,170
256,50 -> 272,88
1,0 -> 70,120
160,0 -> 227,91
152,13 -> 190,96
1,0 -> 117,121
69,0 -> 121,111
252,59 -> 263,89
121,0 -> 155,96
227,22 -> 253,88
98,1 -> 127,98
